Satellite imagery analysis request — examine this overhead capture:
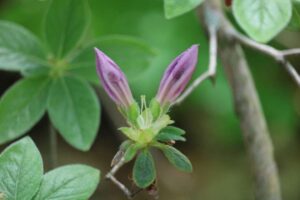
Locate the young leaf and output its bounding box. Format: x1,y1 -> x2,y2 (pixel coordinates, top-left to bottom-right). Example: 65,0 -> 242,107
156,126 -> 186,142
233,0 -> 292,43
111,140 -> 134,166
0,137 -> 43,200
0,21 -> 46,71
133,149 -> 156,188
164,0 -> 204,19
0,77 -> 49,144
159,145 -> 192,172
44,0 -> 90,58
120,140 -> 133,151
69,35 -> 156,83
47,76 -> 100,151
34,165 -> 100,200
124,143 -> 141,162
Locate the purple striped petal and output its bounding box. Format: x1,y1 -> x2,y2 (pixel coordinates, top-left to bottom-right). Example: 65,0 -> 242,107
156,45 -> 199,105
95,48 -> 134,107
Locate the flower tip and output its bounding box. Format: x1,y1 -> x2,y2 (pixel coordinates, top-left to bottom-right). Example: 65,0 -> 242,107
94,47 -> 104,57
188,44 -> 199,54
94,47 -> 100,53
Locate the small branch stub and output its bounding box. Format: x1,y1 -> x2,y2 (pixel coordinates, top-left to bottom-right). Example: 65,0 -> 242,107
105,157 -> 134,199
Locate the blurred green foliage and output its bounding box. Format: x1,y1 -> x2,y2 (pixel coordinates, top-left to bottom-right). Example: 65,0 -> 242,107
0,0 -> 298,147
0,1 -> 299,200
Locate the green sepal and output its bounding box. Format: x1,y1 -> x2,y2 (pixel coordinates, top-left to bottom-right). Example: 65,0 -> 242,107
126,102 -> 140,125
149,98 -> 161,120
156,126 -> 186,142
133,148 -> 156,188
157,144 -> 192,173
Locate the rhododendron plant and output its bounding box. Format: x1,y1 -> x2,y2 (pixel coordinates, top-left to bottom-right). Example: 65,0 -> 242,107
95,45 -> 199,191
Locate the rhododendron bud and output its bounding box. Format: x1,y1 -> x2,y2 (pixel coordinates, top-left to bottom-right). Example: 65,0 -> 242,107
156,45 -> 198,106
95,48 -> 134,108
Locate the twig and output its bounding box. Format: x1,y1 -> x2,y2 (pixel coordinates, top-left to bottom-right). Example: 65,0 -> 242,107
281,48 -> 300,57
225,28 -> 300,87
105,157 -> 133,199
174,22 -> 218,105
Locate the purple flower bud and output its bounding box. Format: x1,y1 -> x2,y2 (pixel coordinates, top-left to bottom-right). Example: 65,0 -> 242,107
156,45 -> 198,105
95,48 -> 134,108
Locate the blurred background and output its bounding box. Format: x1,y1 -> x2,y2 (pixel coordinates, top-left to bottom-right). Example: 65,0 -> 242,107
0,0 -> 300,199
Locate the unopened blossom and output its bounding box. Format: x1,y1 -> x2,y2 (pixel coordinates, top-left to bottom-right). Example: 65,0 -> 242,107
95,48 -> 134,108
156,45 -> 199,106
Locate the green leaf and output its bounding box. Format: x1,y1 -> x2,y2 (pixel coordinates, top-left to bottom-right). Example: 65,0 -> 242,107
233,0 -> 292,43
156,126 -> 186,142
44,0 -> 90,58
288,3 -> 300,30
69,35 -> 156,83
120,140 -> 133,151
159,145 -> 192,172
34,165 -> 100,200
47,76 -> 100,151
0,137 -> 43,200
0,20 -> 47,71
124,143 -> 141,162
133,149 -> 156,188
164,0 -> 204,19
0,77 -> 49,144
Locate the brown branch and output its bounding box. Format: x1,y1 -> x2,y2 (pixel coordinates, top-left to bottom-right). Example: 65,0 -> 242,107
199,1 -> 282,200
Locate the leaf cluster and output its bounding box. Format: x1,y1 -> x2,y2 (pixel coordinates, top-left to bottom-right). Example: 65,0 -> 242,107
116,126 -> 192,189
0,137 -> 100,200
0,0 -> 155,151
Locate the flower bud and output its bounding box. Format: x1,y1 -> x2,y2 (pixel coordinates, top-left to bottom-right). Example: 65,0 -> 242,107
156,45 -> 199,106
95,47 -> 134,108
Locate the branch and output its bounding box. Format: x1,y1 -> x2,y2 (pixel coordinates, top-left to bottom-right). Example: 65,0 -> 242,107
225,26 -> 300,87
200,1 -> 282,200
174,22 -> 218,105
281,48 -> 300,57
105,157 -> 133,199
